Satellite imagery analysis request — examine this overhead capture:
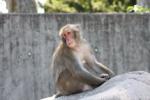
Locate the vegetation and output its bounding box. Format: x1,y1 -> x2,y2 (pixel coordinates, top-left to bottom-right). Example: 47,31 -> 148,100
44,0 -> 136,13
127,5 -> 150,13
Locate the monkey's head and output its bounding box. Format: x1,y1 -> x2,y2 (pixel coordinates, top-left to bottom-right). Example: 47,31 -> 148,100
59,24 -> 81,48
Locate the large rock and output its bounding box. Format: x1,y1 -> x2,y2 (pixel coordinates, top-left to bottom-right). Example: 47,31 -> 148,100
41,71 -> 150,100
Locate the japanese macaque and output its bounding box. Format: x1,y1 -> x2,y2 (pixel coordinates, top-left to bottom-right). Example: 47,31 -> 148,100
51,24 -> 114,97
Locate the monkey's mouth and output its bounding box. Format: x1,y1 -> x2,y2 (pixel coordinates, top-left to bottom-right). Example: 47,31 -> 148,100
66,40 -> 75,48
67,42 -> 73,47
66,39 -> 73,45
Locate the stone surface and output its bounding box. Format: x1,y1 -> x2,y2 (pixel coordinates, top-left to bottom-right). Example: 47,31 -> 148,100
42,71 -> 150,100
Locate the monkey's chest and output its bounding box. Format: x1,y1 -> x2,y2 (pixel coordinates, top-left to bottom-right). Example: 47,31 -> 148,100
77,51 -> 91,64
77,52 -> 87,64
77,51 -> 99,75
73,47 -> 93,67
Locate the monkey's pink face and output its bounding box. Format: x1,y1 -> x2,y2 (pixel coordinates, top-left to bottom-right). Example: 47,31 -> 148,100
63,31 -> 76,48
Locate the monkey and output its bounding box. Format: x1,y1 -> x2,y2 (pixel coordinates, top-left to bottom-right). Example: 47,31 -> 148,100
51,24 -> 114,97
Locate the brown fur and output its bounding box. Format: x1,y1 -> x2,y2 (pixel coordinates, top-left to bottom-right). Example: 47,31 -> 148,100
51,24 -> 114,97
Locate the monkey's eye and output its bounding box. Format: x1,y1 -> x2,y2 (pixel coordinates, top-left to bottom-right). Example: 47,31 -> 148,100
67,32 -> 71,35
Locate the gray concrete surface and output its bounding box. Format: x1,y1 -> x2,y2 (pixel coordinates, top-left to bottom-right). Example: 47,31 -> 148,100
0,14 -> 150,100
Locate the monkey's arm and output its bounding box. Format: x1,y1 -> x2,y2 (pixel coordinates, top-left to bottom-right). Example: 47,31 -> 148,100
88,46 -> 114,77
94,58 -> 115,77
66,55 -> 106,86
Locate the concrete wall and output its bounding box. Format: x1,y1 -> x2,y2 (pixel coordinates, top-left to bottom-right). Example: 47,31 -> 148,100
0,13 -> 150,100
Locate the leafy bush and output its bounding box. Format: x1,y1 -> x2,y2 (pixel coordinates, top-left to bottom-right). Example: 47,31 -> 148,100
44,0 -> 136,13
127,5 -> 150,13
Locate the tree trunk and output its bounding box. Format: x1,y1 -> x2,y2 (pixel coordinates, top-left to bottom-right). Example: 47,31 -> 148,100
137,0 -> 150,8
5,0 -> 37,13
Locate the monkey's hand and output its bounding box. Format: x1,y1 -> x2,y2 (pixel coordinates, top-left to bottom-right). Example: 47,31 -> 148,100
99,73 -> 110,80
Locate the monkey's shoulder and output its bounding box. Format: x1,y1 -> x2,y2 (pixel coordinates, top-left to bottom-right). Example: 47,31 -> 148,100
52,47 -> 71,64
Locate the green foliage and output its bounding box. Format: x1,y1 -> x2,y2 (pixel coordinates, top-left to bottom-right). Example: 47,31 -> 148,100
44,0 -> 76,12
44,0 -> 136,13
127,5 -> 150,13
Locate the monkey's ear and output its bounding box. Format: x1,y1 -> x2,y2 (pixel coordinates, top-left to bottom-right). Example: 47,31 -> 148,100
59,28 -> 64,37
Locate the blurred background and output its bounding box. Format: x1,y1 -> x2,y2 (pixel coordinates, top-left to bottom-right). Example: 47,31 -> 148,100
0,0 -> 150,13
